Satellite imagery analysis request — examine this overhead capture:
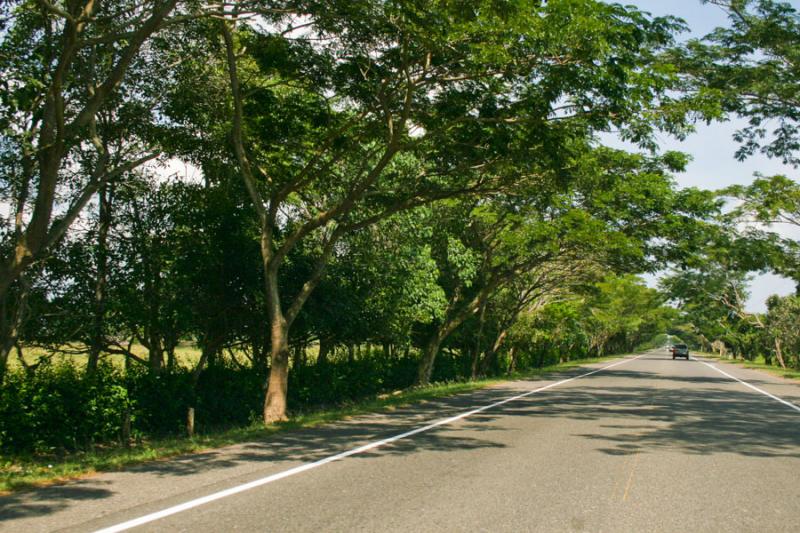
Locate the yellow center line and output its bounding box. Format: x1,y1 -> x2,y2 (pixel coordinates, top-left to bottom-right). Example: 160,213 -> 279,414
622,451 -> 641,502
619,366 -> 662,503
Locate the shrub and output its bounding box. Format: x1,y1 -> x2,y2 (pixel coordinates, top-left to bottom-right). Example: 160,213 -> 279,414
0,343 -> 611,455
0,362 -> 130,453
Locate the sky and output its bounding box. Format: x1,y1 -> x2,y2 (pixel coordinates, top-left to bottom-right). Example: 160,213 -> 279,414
603,0 -> 800,312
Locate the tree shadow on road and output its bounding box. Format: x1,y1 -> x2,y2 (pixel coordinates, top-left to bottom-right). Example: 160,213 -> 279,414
488,368 -> 800,458
0,387 -> 516,522
0,479 -> 114,520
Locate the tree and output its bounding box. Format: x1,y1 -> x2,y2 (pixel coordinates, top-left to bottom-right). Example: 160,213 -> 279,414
681,0 -> 800,165
502,275 -> 677,371
213,0 -> 697,422
728,175 -> 800,229
0,0 -> 196,300
765,294 -> 800,368
680,0 -> 800,295
725,174 -> 800,287
474,271 -> 573,377
304,209 -> 446,356
584,275 -> 676,355
0,0 -> 230,377
415,195 -> 605,385
507,300 -> 589,371
660,228 -> 790,365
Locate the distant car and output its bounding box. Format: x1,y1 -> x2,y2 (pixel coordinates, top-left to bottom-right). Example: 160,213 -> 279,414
671,344 -> 690,360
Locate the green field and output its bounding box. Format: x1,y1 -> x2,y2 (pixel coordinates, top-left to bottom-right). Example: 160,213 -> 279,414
10,342 -> 211,370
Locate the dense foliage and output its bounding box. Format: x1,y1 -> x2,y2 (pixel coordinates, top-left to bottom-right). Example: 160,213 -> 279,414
661,0 -> 800,368
0,281 -> 671,454
1,0 -> 798,455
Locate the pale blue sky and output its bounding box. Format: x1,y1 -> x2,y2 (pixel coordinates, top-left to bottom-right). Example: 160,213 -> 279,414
606,0 -> 800,312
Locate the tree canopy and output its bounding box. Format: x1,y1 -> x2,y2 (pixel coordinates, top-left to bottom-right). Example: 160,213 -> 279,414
1,0 -> 799,450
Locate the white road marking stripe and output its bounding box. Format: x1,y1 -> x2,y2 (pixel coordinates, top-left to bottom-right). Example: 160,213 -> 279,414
693,356 -> 800,414
93,355 -> 642,533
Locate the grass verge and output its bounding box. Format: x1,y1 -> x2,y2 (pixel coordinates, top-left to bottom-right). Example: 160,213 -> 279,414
0,354 -> 623,495
696,352 -> 800,382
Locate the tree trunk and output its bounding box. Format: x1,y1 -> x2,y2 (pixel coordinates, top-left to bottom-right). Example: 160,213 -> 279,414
292,342 -> 305,369
14,342 -> 37,377
316,337 -> 332,366
192,335 -> 221,389
166,345 -> 176,370
417,331 -> 444,386
0,337 -> 13,385
774,338 -> 787,369
481,328 -> 508,375
415,275 -> 508,386
164,324 -> 179,370
507,346 -> 518,375
88,184 -> 112,373
142,248 -> 164,373
0,296 -> 14,382
263,314 -> 290,423
263,262 -> 290,424
471,300 -> 487,380
0,279 -> 29,385
147,327 -> 164,374
252,331 -> 270,373
416,290 -> 494,386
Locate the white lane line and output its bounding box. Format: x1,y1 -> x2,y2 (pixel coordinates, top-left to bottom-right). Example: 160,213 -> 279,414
693,356 -> 800,414
93,355 -> 642,533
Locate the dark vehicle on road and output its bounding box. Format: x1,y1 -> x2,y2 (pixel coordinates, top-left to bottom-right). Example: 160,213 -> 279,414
671,344 -> 690,360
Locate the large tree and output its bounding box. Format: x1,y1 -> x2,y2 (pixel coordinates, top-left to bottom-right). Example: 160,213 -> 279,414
211,0 -> 696,422
415,145 -> 702,383
0,0 -> 203,298
0,0 -> 227,376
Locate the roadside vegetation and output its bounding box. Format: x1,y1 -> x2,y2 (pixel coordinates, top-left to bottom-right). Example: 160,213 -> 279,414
1,354 -> 625,493
0,0 -> 798,491
658,0 -> 800,368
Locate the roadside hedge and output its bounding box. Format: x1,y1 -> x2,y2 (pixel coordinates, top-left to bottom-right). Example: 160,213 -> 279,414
0,349 -> 471,454
0,344 -> 590,455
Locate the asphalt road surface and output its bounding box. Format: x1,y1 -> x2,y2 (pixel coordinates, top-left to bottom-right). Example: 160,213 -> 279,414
2,349 -> 800,533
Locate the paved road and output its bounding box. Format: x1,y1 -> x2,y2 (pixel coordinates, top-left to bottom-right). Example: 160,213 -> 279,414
2,350 -> 800,532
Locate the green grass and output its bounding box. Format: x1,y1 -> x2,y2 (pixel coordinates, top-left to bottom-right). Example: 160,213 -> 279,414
8,341 -> 205,370
0,353 -> 623,494
696,352 -> 800,381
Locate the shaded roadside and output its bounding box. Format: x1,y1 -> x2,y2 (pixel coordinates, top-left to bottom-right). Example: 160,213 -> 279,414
0,355 -> 624,496
697,352 -> 800,383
